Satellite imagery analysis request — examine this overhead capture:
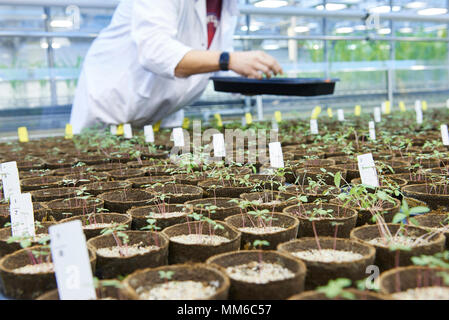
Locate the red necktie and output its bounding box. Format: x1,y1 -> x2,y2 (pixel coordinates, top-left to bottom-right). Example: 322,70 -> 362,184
207,0 -> 222,49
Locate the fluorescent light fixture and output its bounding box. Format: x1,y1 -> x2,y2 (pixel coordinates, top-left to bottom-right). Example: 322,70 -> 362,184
369,5 -> 400,13
51,42 -> 61,49
347,44 -> 357,50
40,42 -> 48,49
255,0 -> 288,8
378,28 -> 391,35
392,6 -> 401,12
50,19 -> 73,28
294,26 -> 310,33
312,44 -> 321,50
411,65 -> 426,70
335,27 -> 354,34
263,44 -> 280,50
241,25 -> 260,32
418,8 -> 447,15
316,3 -> 347,11
399,27 -> 413,33
405,2 -> 426,9
354,25 -> 367,31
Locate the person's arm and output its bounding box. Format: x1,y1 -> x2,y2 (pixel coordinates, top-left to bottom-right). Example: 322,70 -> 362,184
175,50 -> 283,79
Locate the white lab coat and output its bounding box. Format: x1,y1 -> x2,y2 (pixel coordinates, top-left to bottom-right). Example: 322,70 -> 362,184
70,0 -> 239,134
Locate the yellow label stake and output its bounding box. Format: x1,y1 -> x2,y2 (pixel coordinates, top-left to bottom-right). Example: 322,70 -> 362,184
182,118 -> 190,129
65,124 -> 73,140
399,101 -> 406,112
274,111 -> 282,123
327,108 -> 333,118
355,105 -> 362,116
116,124 -> 124,136
311,106 -> 322,119
214,113 -> 223,127
385,101 -> 391,114
18,127 -> 29,143
153,121 -> 161,132
422,100 -> 428,111
245,113 -> 253,125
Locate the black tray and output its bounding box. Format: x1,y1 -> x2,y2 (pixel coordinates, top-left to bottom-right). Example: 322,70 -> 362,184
211,77 -> 338,96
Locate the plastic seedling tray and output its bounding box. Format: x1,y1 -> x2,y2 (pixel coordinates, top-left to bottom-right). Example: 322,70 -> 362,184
211,77 -> 338,96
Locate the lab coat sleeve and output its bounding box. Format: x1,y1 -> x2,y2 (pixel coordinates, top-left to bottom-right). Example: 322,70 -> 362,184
131,0 -> 193,79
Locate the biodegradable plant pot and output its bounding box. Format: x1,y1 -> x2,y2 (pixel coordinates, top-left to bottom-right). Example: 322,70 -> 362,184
19,169 -> 54,179
327,156 -> 355,165
414,214 -> 449,248
172,172 -> 210,186
224,213 -> 299,250
63,171 -> 110,187
248,174 -> 286,191
145,184 -> 203,204
206,250 -> 306,300
184,197 -> 243,221
84,181 -> 132,196
109,168 -> 146,181
37,280 -> 134,300
162,221 -> 241,264
147,164 -> 181,176
87,231 -> 169,279
300,159 -> 337,168
51,166 -> 89,176
388,172 -> 431,185
295,167 -> 347,186
283,203 -> 357,238
332,163 -> 360,182
76,155 -> 110,165
240,191 -> 297,212
126,176 -> 174,188
350,224 -> 446,271
376,160 -> 411,175
44,157 -> 78,169
0,202 -> 48,224
30,187 -> 79,202
379,266 -> 449,299
128,204 -> 191,231
351,177 -> 408,189
330,197 -> 401,226
198,179 -> 253,198
90,163 -> 126,172
0,222 -> 54,257
98,189 -> 154,213
46,197 -> 104,221
0,245 -> 96,299
16,160 -> 45,171
288,289 -> 387,300
278,237 -> 375,290
60,213 -> 132,240
284,185 -> 340,203
402,184 -> 449,211
21,176 -> 63,191
123,264 -> 230,300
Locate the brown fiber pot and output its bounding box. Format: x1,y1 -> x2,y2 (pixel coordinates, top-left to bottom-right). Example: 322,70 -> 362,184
145,184 -> 203,204
126,176 -> 174,188
379,266 -> 449,298
108,168 -> 146,181
30,187 -> 79,202
198,179 -> 253,198
350,224 -> 445,271
128,204 -> 191,231
284,185 -> 340,203
184,197 -> 243,221
224,213 -> 299,250
59,213 -> 132,240
414,214 -> 449,249
98,189 -> 154,213
288,289 -> 388,300
0,245 -> 96,299
277,237 -> 375,290
239,191 -> 297,212
206,250 -> 306,300
283,203 -> 357,238
84,181 -> 132,196
123,264 -> 230,300
402,184 -> 449,211
21,176 -> 63,191
162,221 -> 241,264
295,167 -> 347,186
46,197 -> 104,221
87,231 -> 169,279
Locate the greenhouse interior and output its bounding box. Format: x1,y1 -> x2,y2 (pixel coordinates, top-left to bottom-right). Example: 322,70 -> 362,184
0,0 -> 449,305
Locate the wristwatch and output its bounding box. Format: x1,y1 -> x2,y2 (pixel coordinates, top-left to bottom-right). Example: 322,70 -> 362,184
219,52 -> 230,71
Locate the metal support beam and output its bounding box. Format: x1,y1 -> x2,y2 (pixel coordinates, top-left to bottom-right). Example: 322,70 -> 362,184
0,0 -> 119,9
44,7 -> 57,107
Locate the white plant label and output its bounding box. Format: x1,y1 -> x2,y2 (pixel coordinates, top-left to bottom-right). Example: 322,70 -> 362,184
49,221 -> 96,300
9,193 -> 35,238
0,161 -> 21,201
381,102 -> 386,114
374,107 -> 381,123
369,121 -> 376,141
123,124 -> 132,139
441,124 -> 449,146
271,119 -> 279,132
110,125 -> 117,135
144,125 -> 155,143
446,99 -> 449,109
269,142 -> 284,168
172,127 -> 185,147
357,153 -> 379,188
310,119 -> 318,134
212,133 -> 226,157
415,103 -> 423,124
337,109 -> 345,121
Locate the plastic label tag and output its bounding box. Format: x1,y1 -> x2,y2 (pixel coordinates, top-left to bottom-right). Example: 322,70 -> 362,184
382,101 -> 391,114
245,113 -> 253,125
10,193 -> 35,238
441,124 -> 449,146
274,111 -> 282,123
269,142 -> 284,168
65,124 -> 73,140
369,121 -> 376,141
357,153 -> 379,188
110,125 -> 117,135
172,127 -> 185,147
422,100 -> 428,111
116,124 -> 124,136
182,118 -> 190,129
415,101 -> 423,124
337,109 -> 345,121
374,107 -> 381,123
399,101 -> 406,112
213,134 -> 226,157
446,99 -> 449,109
123,124 -> 132,139
311,106 -> 321,119
214,114 -> 223,127
310,119 -> 318,135
153,121 -> 161,132
18,127 -> 29,143
144,125 -> 155,143
327,108 -> 333,118
0,161 -> 21,201
49,221 -> 96,300
355,105 -> 362,116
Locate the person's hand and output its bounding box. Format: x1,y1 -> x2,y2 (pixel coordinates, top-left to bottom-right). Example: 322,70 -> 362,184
229,51 -> 283,79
